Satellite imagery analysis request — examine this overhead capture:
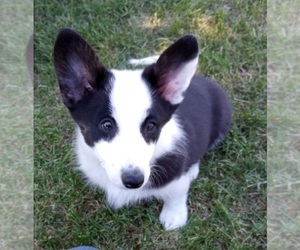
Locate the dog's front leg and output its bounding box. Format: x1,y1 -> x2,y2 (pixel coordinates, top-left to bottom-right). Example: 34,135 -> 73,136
159,175 -> 191,230
160,193 -> 188,230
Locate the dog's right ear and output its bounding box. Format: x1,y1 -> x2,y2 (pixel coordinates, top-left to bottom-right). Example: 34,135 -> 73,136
142,35 -> 199,106
54,28 -> 109,108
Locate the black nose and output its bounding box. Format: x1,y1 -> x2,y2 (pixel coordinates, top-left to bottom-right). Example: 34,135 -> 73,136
121,168 -> 144,189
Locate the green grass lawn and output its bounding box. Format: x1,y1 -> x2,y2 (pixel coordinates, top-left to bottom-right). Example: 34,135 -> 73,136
268,1 -> 300,249
0,0 -> 33,249
34,0 -> 266,249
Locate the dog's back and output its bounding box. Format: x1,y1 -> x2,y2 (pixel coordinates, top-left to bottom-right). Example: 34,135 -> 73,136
178,76 -> 232,168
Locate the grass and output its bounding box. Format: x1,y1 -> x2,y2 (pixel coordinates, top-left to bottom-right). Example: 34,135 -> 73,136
0,0 -> 33,249
268,0 -> 300,249
34,0 -> 266,249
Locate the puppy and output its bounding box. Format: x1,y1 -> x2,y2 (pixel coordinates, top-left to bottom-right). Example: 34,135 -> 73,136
54,29 -> 232,230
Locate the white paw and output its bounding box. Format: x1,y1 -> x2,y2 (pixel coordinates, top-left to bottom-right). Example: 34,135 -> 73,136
159,204 -> 188,230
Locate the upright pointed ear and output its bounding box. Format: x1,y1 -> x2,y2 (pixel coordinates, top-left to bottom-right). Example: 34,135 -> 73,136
143,35 -> 199,105
54,28 -> 110,108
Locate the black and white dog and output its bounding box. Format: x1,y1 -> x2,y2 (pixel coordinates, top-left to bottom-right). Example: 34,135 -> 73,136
54,29 -> 232,230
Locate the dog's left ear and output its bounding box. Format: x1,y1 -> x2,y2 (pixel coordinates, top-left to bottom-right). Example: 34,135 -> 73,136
143,35 -> 199,105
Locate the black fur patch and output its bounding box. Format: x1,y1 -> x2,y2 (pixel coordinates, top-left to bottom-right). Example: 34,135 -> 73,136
149,150 -> 186,188
69,82 -> 118,147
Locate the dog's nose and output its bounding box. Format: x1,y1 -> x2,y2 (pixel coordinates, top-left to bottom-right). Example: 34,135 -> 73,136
121,168 -> 144,189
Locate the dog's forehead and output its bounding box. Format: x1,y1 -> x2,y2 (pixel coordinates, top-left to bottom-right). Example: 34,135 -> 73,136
110,69 -> 152,123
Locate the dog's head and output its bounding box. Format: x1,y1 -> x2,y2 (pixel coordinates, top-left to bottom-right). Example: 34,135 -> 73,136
54,29 -> 199,189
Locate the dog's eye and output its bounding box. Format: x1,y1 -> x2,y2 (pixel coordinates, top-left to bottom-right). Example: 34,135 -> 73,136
146,121 -> 156,133
100,119 -> 114,131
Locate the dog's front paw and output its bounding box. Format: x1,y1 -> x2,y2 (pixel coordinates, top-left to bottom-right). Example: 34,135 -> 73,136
159,204 -> 188,230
